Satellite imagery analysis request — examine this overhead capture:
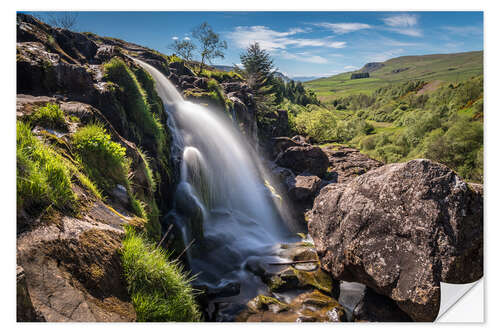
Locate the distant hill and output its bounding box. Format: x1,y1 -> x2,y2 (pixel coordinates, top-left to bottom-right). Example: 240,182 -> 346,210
304,51 -> 483,102
212,65 -> 236,72
292,76 -> 324,82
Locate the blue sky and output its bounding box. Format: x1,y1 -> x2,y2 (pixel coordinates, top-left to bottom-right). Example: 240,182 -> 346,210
35,11 -> 483,78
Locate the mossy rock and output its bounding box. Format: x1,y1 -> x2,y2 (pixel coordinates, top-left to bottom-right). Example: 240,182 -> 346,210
247,295 -> 289,313
183,88 -> 226,111
266,266 -> 334,294
237,290 -> 346,322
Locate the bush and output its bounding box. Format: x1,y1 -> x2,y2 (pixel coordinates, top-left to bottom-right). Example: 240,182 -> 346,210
121,227 -> 201,322
30,103 -> 67,130
294,108 -> 337,143
422,118 -> 483,181
17,121 -> 75,215
72,123 -> 130,194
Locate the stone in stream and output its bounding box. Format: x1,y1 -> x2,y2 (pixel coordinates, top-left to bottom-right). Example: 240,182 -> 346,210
308,159 -> 483,321
244,242 -> 340,298
236,290 -> 347,322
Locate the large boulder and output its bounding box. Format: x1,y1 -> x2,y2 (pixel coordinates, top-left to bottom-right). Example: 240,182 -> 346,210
276,146 -> 329,177
308,159 -> 483,321
17,199 -> 137,322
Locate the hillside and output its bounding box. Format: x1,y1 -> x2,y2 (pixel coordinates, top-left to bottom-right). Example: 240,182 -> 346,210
304,51 -> 483,102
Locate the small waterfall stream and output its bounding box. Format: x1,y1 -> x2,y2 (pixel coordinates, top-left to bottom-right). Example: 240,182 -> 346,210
134,59 -> 299,313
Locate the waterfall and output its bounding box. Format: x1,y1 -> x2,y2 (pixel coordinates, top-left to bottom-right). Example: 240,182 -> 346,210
134,59 -> 296,289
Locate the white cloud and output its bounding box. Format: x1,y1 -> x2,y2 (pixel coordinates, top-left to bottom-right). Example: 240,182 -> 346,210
313,22 -> 371,34
344,65 -> 357,70
382,14 -> 422,37
184,37 -> 191,40
388,28 -> 423,37
172,36 -> 179,40
382,14 -> 418,27
227,25 -> 346,51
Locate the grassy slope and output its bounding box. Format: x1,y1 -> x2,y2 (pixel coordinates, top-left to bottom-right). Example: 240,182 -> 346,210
305,51 -> 483,102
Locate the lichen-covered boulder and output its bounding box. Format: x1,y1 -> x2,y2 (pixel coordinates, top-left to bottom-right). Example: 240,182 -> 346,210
308,159 -> 483,321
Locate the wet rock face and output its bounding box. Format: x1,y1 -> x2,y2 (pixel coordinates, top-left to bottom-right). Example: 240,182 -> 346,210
308,159 -> 483,321
353,288 -> 413,322
17,42 -> 94,97
276,146 -> 329,177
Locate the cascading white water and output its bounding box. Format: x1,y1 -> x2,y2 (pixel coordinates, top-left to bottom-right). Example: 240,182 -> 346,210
134,59 -> 297,295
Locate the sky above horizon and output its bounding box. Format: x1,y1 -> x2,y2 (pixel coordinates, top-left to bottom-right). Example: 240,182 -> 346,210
32,11 -> 483,78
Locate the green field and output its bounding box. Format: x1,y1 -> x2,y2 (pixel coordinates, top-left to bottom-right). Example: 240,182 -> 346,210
305,51 -> 483,102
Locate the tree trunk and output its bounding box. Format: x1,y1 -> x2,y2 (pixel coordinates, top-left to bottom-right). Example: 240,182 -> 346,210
198,54 -> 205,75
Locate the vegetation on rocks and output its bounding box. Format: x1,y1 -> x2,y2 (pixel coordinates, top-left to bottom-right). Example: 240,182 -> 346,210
72,123 -> 130,194
103,57 -> 166,151
17,121 -> 76,215
120,227 -> 201,322
284,75 -> 483,182
30,103 -> 68,131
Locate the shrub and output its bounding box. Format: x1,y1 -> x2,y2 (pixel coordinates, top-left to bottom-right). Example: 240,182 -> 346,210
120,227 -> 201,322
422,118 -> 482,181
30,103 -> 67,130
17,121 -> 75,215
72,123 -> 130,194
294,108 -> 337,143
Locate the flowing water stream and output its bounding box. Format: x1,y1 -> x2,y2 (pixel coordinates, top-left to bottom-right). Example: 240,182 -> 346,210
135,59 -> 301,317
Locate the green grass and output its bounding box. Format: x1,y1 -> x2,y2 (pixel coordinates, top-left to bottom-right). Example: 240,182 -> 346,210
17,121 -> 75,215
305,51 -> 483,102
30,103 -> 67,130
201,68 -> 243,83
121,227 -> 201,322
72,123 -> 130,194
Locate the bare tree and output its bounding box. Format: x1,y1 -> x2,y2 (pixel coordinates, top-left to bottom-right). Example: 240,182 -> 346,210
45,12 -> 79,30
191,22 -> 227,74
168,39 -> 196,62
